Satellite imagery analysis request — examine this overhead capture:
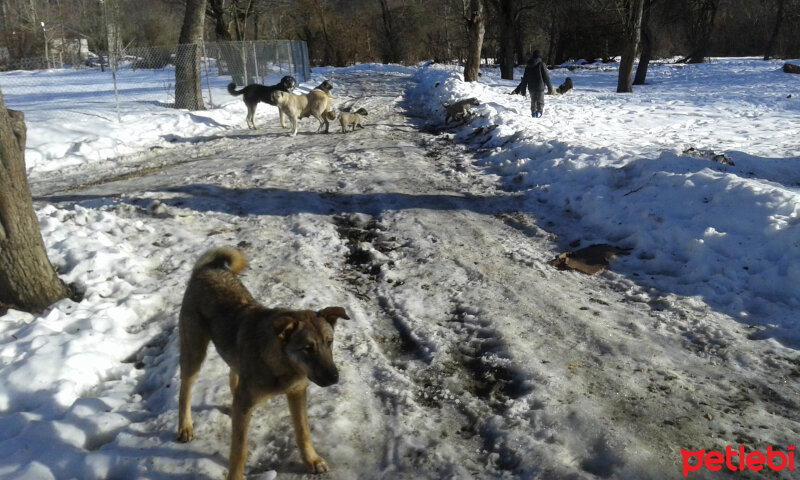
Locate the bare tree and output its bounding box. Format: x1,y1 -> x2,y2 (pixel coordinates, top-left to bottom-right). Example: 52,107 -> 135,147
763,0 -> 785,60
633,0 -> 655,85
230,0 -> 256,40
207,0 -> 233,41
463,0 -> 486,82
378,0 -> 401,63
490,0 -> 536,80
174,0 -> 206,110
680,0 -> 719,63
616,0 -> 644,93
0,88 -> 71,314
102,0 -> 122,70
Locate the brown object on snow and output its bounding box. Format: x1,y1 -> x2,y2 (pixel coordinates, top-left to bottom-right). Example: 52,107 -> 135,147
783,63 -> 800,74
549,244 -> 631,275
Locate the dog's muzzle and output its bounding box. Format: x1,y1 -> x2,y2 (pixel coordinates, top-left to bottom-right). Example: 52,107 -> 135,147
311,369 -> 339,388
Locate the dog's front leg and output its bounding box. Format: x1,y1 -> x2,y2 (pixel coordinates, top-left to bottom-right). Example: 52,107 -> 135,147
287,386 -> 328,473
227,390 -> 255,480
279,109 -> 287,129
229,369 -> 239,395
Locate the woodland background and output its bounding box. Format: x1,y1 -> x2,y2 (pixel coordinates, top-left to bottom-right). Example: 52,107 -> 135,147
1,0 -> 798,70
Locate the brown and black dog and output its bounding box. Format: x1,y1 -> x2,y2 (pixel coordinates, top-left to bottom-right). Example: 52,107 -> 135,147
227,75 -> 296,129
177,247 -> 348,480
556,77 -> 574,95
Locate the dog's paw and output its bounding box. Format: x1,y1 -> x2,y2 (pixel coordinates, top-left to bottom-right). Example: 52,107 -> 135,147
177,425 -> 194,443
304,456 -> 329,474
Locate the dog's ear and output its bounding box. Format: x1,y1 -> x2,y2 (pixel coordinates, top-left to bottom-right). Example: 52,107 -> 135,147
318,307 -> 349,327
274,316 -> 299,341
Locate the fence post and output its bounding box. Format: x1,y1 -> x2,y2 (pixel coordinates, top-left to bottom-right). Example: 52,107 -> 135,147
252,41 -> 261,84
241,42 -> 248,85
109,59 -> 121,122
285,41 -> 292,78
202,42 -> 213,106
278,41 -> 284,75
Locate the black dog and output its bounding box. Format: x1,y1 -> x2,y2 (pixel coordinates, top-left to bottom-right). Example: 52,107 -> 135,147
556,77 -> 573,95
227,75 -> 296,129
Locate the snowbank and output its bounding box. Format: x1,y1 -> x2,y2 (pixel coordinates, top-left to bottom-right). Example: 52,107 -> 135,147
405,58 -> 800,346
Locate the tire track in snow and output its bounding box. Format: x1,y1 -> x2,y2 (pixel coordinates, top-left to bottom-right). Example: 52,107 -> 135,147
329,179 -> 540,476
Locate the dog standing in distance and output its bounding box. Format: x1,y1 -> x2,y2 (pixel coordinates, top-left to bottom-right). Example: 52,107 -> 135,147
177,247 -> 349,480
272,80 -> 335,136
442,97 -> 480,124
227,75 -> 296,129
339,108 -> 367,133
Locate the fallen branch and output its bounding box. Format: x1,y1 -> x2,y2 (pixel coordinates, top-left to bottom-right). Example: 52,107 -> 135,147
624,173 -> 657,196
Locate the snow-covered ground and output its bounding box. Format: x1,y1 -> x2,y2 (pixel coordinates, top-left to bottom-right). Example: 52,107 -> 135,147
1,58 -> 799,479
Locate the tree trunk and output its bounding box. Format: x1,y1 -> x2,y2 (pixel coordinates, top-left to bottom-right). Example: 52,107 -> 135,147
102,0 -> 122,70
379,0 -> 400,63
617,0 -> 644,93
494,0 -> 516,80
681,0 -> 719,64
174,0 -> 206,111
0,88 -> 71,314
763,0 -> 785,60
548,3 -> 565,65
784,63 -> 800,74
208,0 -> 233,41
313,0 -> 334,66
463,0 -> 486,82
633,0 -> 654,85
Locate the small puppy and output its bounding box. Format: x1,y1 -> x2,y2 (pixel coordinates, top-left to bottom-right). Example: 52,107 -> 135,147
555,77 -> 573,95
339,108 -> 367,133
273,81 -> 335,136
227,76 -> 296,129
443,97 -> 480,124
177,247 -> 349,480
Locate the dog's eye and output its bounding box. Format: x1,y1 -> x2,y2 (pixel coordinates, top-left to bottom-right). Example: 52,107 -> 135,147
304,343 -> 315,352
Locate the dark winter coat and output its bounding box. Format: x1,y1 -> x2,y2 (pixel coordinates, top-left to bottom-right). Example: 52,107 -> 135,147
514,55 -> 553,95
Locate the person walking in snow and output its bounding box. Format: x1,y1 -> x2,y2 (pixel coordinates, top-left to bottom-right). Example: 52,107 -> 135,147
511,50 -> 554,118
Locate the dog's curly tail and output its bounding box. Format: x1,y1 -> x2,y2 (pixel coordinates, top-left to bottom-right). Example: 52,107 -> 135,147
227,83 -> 244,96
194,247 -> 247,275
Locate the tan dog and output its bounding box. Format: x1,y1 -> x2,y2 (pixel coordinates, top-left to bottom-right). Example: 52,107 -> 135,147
177,247 -> 348,479
272,80 -> 335,136
338,108 -> 367,133
442,97 -> 480,124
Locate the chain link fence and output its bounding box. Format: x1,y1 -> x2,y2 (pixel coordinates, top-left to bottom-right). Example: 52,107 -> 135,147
0,40 -> 311,115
